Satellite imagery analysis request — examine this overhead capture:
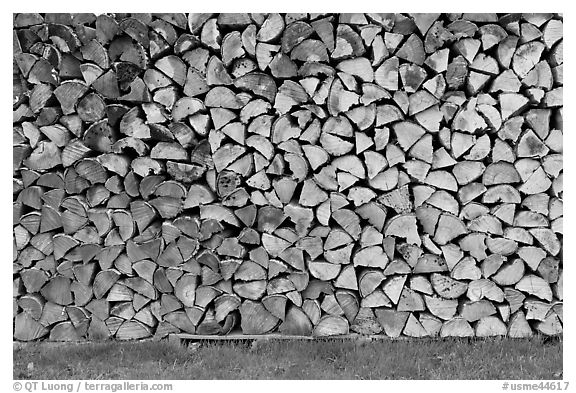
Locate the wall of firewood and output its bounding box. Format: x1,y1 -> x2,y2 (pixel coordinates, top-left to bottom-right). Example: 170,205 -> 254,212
13,13 -> 563,341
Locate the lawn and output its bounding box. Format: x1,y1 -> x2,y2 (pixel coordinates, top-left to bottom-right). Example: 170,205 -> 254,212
13,336 -> 562,380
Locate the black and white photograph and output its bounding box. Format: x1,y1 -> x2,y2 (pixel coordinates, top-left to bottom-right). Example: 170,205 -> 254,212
10,9 -> 566,385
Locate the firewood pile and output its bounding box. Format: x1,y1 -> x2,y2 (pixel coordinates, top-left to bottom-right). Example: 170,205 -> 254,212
13,13 -> 562,341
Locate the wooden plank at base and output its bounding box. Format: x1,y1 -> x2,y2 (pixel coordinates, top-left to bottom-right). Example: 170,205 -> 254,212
172,332 -> 314,341
170,331 -> 405,341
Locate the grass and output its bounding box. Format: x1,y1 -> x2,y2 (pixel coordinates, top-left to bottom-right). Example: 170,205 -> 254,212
14,336 -> 562,380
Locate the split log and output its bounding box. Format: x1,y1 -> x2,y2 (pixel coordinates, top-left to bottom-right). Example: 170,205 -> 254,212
476,316 -> 507,337
440,317 -> 474,338
14,313 -> 49,341
279,306 -> 313,336
374,309 -> 409,338
239,300 -> 279,334
312,315 -> 349,337
116,320 -> 152,340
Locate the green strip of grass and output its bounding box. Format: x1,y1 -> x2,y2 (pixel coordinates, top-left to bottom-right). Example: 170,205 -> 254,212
14,337 -> 562,380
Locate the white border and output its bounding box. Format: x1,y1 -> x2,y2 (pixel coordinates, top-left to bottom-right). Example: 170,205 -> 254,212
2,4 -> 571,392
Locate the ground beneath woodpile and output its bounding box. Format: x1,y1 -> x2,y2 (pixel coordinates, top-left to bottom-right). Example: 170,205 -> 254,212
13,337 -> 561,380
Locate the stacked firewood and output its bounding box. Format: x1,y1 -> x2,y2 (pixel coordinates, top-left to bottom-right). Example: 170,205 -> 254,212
13,13 -> 562,341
